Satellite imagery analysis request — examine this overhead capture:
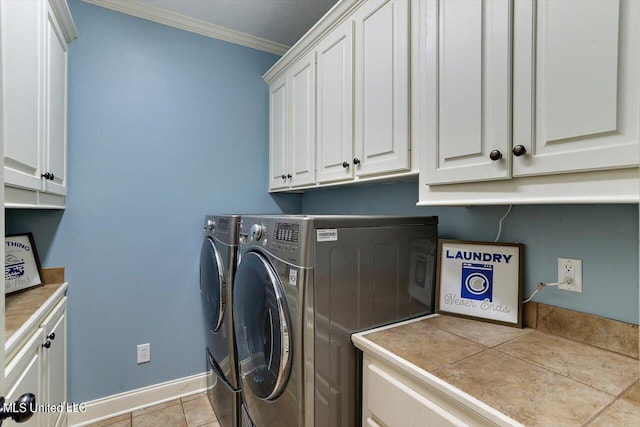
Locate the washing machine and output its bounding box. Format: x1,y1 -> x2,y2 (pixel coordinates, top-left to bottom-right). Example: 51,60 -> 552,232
200,215 -> 242,427
233,215 -> 438,427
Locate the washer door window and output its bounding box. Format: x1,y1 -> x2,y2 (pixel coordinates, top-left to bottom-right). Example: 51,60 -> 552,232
200,237 -> 225,333
234,252 -> 292,401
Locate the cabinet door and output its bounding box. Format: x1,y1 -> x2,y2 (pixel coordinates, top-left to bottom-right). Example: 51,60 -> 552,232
353,0 -> 410,177
1,0 -> 44,191
269,75 -> 288,190
365,360 -> 468,427
513,0 -> 639,176
43,2 -> 68,196
4,330 -> 44,427
42,300 -> 66,427
421,0 -> 511,185
288,51 -> 316,187
316,20 -> 354,184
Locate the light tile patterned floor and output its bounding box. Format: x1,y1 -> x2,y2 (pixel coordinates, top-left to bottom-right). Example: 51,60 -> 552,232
87,393 -> 219,427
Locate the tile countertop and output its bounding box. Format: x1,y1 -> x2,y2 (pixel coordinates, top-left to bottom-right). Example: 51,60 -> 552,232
5,268 -> 67,360
353,314 -> 640,427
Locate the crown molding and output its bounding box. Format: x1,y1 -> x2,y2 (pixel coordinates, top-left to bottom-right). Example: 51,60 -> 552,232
81,0 -> 290,55
262,0 -> 364,83
51,0 -> 79,42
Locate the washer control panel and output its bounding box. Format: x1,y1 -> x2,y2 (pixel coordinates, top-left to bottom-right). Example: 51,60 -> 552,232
274,223 -> 299,243
240,217 -> 308,266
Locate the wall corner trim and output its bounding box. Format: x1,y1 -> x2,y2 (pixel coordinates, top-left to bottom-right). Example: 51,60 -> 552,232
67,372 -> 208,426
80,0 -> 290,55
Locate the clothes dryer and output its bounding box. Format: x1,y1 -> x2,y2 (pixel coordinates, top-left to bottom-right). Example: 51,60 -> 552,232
233,215 -> 438,427
200,215 -> 242,427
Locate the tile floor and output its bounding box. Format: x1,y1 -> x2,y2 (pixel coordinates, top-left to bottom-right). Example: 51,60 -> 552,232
87,393 -> 218,427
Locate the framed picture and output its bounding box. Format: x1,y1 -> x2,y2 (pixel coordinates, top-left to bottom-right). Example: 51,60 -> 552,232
5,233 -> 44,295
435,239 -> 524,328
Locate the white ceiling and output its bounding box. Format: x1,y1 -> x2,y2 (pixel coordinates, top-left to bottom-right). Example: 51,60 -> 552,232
137,0 -> 339,48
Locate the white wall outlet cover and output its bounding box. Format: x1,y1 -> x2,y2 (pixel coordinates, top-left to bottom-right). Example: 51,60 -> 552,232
137,343 -> 151,364
558,258 -> 583,293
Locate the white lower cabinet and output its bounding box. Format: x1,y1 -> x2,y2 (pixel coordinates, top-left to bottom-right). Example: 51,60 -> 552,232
4,298 -> 67,427
362,354 -> 512,427
41,299 -> 67,427
4,330 -> 44,427
364,357 -> 465,427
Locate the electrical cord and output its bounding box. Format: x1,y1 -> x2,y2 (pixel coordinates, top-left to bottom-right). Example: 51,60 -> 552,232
495,205 -> 513,242
523,280 -> 571,304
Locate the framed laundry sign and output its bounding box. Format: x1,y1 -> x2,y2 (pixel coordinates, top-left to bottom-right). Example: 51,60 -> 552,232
5,233 -> 43,295
436,240 -> 524,328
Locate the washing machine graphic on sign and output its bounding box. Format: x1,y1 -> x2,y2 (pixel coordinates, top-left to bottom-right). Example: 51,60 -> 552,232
461,263 -> 494,302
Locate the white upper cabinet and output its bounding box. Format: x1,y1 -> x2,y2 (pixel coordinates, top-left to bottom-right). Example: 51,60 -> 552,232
269,51 -> 316,190
2,0 -> 76,207
316,20 -> 354,184
265,0 -> 415,192
269,74 -> 288,190
416,0 -> 639,204
44,1 -> 69,195
1,0 -> 44,192
289,51 -> 316,187
512,0 -> 639,177
353,0 -> 410,177
421,0 -> 511,185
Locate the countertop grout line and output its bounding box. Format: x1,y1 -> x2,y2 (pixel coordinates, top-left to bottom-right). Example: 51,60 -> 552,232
619,380 -> 640,404
425,325 -> 539,374
428,325 -> 491,372
492,344 -> 626,399
430,324 -> 534,349
435,344 -> 620,427
581,398 -> 619,427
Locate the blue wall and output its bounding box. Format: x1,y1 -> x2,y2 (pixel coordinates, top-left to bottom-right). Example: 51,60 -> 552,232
301,180 -> 639,325
6,0 -> 300,402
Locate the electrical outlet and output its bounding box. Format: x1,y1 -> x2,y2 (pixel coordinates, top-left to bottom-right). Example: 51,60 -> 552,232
557,258 -> 582,293
137,343 -> 151,364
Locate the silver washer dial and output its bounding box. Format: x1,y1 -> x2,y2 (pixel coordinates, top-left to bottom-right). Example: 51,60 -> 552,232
250,223 -> 264,241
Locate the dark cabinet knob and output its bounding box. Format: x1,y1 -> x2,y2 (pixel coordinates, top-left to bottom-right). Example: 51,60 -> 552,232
287,174 -> 292,179
342,161 -> 349,168
41,172 -> 52,180
48,333 -> 55,340
49,173 -> 54,180
512,145 -> 527,156
42,341 -> 51,349
281,174 -> 286,180
0,393 -> 37,423
489,150 -> 503,161
353,158 -> 361,165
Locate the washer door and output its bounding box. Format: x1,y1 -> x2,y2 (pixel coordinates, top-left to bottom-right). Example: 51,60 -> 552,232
200,237 -> 225,333
234,251 -> 292,401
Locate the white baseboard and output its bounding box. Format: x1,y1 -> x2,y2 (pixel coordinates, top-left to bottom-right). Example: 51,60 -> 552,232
67,372 -> 208,426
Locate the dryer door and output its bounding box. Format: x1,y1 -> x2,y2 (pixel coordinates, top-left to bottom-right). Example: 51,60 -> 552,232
233,251 -> 292,401
200,237 -> 226,333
